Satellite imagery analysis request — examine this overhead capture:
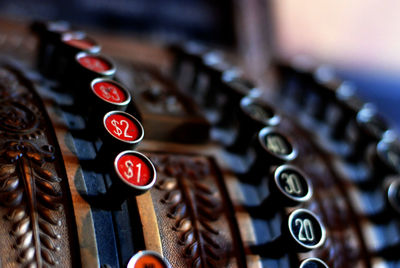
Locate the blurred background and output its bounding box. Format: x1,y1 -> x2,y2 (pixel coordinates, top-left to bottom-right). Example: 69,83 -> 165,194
0,0 -> 399,129
273,0 -> 400,130
0,0 -> 235,44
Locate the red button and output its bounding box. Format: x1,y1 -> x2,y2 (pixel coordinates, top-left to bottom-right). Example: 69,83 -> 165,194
104,113 -> 140,142
78,55 -> 111,73
64,38 -> 96,50
134,254 -> 166,268
93,81 -> 127,104
116,154 -> 152,187
127,251 -> 170,268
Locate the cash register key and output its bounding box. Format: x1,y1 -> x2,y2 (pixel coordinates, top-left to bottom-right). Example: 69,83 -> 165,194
312,65 -> 341,121
289,55 -> 316,107
62,32 -> 101,54
31,20 -> 71,52
375,138 -> 400,176
335,81 -> 361,110
299,257 -> 329,268
357,103 -> 388,140
262,208 -> 327,255
170,42 -> 209,93
241,96 -> 281,127
114,151 -> 156,192
72,52 -> 116,94
228,96 -> 280,154
96,111 -> 144,166
261,165 -> 313,218
113,151 -> 157,196
31,20 -> 71,36
222,68 -> 255,97
90,78 -> 131,112
48,32 -> 102,81
387,178 -> 400,215
127,251 -> 171,268
201,51 -> 234,107
86,79 -> 132,129
31,20 -> 73,75
215,69 -> 255,126
268,165 -> 313,206
331,81 -> 362,140
258,127 -> 297,162
357,133 -> 400,189
182,42 -> 209,89
99,151 -> 156,207
348,103 -> 389,161
103,111 -> 144,146
286,208 -> 327,252
242,127 -> 297,182
203,50 -> 232,74
76,52 -> 115,76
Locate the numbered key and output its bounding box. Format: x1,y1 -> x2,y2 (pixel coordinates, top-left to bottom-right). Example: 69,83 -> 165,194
377,139 -> 400,174
200,51 -> 234,108
242,127 -> 297,183
257,127 -> 297,162
222,69 -> 255,99
91,78 -> 130,106
366,175 -> 400,222
367,137 -> 400,186
87,78 -> 133,125
259,208 -> 326,256
169,42 -> 209,93
114,151 -> 156,192
299,257 -> 329,268
331,81 -> 363,140
104,111 -> 143,143
228,96 -> 280,153
310,64 -> 340,122
31,20 -> 75,77
259,165 -> 313,218
347,103 -> 388,162
76,52 -> 115,75
96,111 -> 144,164
62,33 -> 100,54
287,208 -> 326,251
105,151 -> 156,206
127,251 -> 171,268
386,177 -> 400,216
213,68 -> 255,126
262,132 -> 293,157
54,32 -> 101,81
266,165 -> 313,207
71,52 -> 116,95
356,104 -> 388,142
276,56 -> 315,107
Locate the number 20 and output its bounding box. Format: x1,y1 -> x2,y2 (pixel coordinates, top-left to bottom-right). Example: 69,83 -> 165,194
295,218 -> 314,242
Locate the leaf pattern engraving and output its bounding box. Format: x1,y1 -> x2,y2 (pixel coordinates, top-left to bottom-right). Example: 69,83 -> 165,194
0,141 -> 61,267
153,155 -> 227,268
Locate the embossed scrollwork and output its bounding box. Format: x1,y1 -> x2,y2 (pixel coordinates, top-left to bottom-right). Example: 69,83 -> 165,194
150,154 -> 238,268
0,140 -> 61,267
0,66 -> 71,267
0,101 -> 38,133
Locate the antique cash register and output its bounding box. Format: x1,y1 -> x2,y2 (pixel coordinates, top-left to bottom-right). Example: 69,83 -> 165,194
0,1 -> 399,267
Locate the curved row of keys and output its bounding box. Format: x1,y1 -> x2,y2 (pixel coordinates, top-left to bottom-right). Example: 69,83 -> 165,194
31,20 -> 170,268
170,43 -> 400,267
170,45 -> 331,266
